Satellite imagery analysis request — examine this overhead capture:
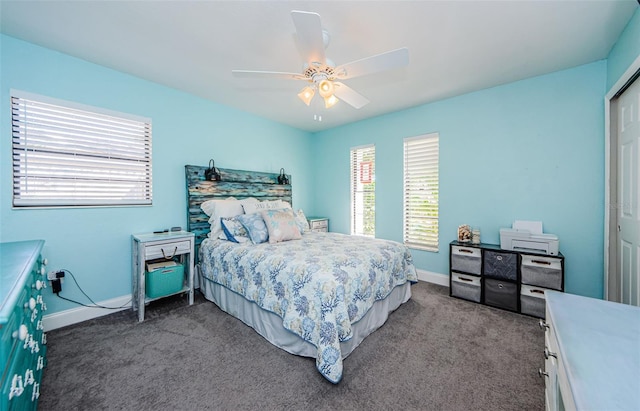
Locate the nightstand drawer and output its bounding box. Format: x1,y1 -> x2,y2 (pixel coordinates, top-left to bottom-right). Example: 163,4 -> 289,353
144,240 -> 191,260
310,220 -> 328,230
307,218 -> 329,232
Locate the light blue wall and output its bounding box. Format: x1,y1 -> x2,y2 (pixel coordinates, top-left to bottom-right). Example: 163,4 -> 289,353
0,35 -> 313,315
311,61 -> 607,299
3,6 -> 639,316
607,8 -> 640,91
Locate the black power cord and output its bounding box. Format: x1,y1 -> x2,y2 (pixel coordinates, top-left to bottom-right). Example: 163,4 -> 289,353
53,269 -> 131,309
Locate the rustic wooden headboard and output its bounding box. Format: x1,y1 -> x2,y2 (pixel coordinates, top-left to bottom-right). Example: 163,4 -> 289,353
184,165 -> 292,259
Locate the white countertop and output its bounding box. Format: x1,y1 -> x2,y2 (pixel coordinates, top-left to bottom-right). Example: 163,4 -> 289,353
546,291 -> 640,410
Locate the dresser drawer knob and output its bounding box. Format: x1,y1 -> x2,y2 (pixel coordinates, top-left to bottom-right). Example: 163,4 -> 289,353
12,324 -> 28,341
539,319 -> 549,330
544,347 -> 557,359
538,368 -> 549,378
24,297 -> 36,311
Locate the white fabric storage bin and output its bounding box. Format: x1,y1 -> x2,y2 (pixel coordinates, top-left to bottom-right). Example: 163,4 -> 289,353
451,272 -> 481,303
451,246 -> 482,275
521,255 -> 562,290
520,284 -> 547,318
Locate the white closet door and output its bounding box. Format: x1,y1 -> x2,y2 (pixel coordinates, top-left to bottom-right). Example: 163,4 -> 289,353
618,77 -> 640,306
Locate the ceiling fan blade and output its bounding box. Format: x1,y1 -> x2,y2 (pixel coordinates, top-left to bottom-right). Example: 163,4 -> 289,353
333,82 -> 370,109
291,10 -> 326,66
334,47 -> 409,80
232,70 -> 308,81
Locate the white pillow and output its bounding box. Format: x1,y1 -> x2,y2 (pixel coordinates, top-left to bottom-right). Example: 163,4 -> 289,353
279,201 -> 292,210
200,197 -> 236,217
242,200 -> 288,214
239,197 -> 259,208
200,198 -> 244,237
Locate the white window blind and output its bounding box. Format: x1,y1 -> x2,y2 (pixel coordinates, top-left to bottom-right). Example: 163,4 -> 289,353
350,145 -> 375,237
403,133 -> 439,251
11,91 -> 152,207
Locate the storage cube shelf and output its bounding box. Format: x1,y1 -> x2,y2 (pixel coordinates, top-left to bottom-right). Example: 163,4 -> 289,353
449,241 -> 564,318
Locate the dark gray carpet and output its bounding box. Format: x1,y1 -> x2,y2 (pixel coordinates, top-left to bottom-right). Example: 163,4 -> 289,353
39,282 -> 544,410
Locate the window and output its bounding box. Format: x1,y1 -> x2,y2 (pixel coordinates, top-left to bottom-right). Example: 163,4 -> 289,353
350,145 -> 375,236
403,133 -> 439,251
11,90 -> 152,207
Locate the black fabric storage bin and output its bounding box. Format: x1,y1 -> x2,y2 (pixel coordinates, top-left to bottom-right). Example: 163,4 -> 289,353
484,278 -> 518,312
483,250 -> 517,281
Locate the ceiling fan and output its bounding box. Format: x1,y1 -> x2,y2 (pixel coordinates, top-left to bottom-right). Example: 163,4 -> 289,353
232,10 -> 409,110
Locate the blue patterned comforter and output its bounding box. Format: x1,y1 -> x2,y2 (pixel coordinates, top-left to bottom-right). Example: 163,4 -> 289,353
199,231 -> 417,383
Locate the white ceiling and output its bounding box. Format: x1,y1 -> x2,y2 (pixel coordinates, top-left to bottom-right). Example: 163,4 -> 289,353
1,1 -> 637,132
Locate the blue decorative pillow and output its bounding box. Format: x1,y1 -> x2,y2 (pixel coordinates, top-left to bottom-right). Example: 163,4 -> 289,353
236,213 -> 269,244
221,217 -> 250,243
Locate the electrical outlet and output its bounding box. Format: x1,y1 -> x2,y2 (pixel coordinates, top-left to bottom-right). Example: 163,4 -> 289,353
47,270 -> 64,281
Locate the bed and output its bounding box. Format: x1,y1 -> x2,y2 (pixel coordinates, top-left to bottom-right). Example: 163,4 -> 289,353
185,165 -> 417,383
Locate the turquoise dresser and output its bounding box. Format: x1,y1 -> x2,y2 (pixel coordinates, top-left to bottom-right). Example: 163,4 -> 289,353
0,241 -> 48,410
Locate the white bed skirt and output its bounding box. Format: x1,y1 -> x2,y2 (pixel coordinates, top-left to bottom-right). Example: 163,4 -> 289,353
199,270 -> 412,359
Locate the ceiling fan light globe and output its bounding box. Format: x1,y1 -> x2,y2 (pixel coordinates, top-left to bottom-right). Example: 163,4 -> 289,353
298,86 -> 315,106
324,94 -> 339,109
318,79 -> 334,98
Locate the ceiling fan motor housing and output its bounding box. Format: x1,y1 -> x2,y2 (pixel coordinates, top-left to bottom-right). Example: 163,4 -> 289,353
304,64 -> 336,85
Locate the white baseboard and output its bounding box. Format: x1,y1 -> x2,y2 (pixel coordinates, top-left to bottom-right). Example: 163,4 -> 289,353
42,270 -> 447,331
43,295 -> 132,332
416,269 -> 449,287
